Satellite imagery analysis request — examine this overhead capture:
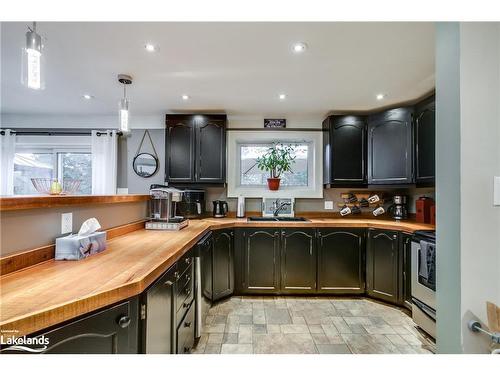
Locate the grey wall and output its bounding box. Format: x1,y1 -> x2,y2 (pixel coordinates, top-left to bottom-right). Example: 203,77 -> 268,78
0,201 -> 147,256
436,22 -> 462,354
459,22 -> 500,353
124,129 -> 166,194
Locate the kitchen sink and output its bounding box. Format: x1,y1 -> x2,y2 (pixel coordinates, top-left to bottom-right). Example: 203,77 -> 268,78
247,216 -> 310,222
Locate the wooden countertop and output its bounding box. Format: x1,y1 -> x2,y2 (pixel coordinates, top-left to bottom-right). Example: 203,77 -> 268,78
0,217 -> 434,337
0,194 -> 149,211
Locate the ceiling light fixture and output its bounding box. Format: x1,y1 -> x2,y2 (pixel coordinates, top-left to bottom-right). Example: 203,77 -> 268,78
376,93 -> 386,100
279,94 -> 287,100
82,94 -> 93,100
182,95 -> 190,100
118,74 -> 133,133
145,43 -> 157,52
21,22 -> 44,90
292,42 -> 307,53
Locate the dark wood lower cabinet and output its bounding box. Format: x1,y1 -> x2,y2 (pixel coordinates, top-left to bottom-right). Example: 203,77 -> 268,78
366,229 -> 400,304
238,228 -> 281,293
212,229 -> 234,301
281,229 -> 316,293
317,228 -> 365,294
399,232 -> 413,309
0,298 -> 139,354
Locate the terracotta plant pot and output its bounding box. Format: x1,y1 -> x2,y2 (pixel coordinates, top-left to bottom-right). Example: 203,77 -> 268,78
267,178 -> 281,191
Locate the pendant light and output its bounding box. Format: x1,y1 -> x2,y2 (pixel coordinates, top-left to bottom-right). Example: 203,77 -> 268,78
118,74 -> 133,133
21,22 -> 44,90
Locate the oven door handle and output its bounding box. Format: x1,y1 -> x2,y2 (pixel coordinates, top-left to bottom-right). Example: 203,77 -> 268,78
412,298 -> 436,322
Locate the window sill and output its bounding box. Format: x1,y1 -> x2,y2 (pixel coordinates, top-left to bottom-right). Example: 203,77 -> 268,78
0,194 -> 149,212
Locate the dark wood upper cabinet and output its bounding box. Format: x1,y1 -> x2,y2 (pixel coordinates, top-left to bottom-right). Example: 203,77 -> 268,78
166,116 -> 195,183
323,115 -> 367,186
212,229 -> 234,301
366,229 -> 399,304
280,229 -> 316,292
317,228 -> 365,294
367,107 -> 414,185
240,228 -> 281,293
414,96 -> 435,186
165,114 -> 226,185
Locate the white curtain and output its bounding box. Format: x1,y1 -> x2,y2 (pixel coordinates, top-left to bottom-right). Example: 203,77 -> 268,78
0,129 -> 16,195
91,130 -> 118,195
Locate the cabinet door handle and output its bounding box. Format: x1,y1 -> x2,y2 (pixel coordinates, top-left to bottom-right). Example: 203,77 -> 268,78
184,321 -> 192,328
164,280 -> 174,286
117,315 -> 131,328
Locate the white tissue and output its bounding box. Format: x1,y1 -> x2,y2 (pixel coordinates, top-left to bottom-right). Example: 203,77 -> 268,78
78,218 -> 102,236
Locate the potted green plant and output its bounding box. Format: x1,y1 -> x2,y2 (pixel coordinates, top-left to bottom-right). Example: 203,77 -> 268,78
256,143 -> 296,190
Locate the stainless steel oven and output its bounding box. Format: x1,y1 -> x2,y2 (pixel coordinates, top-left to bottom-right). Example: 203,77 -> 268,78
411,230 -> 436,338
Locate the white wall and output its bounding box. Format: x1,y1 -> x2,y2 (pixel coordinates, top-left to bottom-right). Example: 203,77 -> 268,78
459,22 -> 500,353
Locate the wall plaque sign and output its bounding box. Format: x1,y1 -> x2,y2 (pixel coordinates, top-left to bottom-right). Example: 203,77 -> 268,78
264,119 -> 286,128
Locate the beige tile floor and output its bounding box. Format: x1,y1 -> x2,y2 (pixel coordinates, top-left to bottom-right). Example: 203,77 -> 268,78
193,296 -> 435,354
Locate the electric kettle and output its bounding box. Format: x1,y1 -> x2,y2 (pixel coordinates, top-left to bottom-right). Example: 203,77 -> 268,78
212,200 -> 229,218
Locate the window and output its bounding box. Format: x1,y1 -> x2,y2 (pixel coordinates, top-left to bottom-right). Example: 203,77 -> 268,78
14,150 -> 92,195
226,130 -> 323,199
240,143 -> 309,187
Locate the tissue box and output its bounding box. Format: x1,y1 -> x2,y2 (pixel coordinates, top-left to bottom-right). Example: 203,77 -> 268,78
55,231 -> 107,260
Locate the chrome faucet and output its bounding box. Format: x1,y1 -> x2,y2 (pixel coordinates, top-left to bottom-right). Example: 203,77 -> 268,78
273,200 -> 291,217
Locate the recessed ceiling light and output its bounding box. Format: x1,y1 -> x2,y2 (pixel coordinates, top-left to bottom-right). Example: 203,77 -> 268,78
376,93 -> 386,100
145,43 -> 157,52
182,95 -> 190,100
82,94 -> 93,100
279,94 -> 287,100
292,42 -> 307,53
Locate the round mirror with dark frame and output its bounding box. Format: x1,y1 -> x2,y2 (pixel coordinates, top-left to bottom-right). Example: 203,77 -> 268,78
133,152 -> 159,178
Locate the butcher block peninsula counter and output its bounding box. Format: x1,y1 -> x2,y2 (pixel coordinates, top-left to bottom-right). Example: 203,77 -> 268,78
0,216 -> 434,338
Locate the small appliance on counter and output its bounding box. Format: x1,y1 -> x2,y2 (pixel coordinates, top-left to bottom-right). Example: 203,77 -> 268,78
416,196 -> 435,223
212,200 -> 229,218
146,184 -> 189,230
236,196 -> 246,218
176,189 -> 205,218
389,195 -> 408,220
411,230 -> 436,339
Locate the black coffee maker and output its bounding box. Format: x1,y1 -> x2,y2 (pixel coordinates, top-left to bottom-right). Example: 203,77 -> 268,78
390,195 -> 408,220
213,200 -> 229,218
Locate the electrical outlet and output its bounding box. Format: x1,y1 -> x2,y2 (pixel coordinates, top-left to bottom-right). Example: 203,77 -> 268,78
324,201 -> 334,210
494,176 -> 500,206
61,212 -> 73,234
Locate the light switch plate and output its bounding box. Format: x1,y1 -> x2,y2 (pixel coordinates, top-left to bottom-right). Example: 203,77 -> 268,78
324,201 -> 334,210
494,176 -> 500,206
61,212 -> 73,234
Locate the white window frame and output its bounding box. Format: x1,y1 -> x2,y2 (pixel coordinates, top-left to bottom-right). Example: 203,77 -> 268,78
13,135 -> 92,195
227,131 -> 323,198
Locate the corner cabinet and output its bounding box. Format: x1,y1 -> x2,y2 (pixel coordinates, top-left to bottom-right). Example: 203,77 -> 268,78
317,228 -> 365,294
165,114 -> 226,185
367,107 -> 414,185
366,229 -> 399,304
281,229 -> 316,293
414,96 -> 435,186
212,229 -> 234,301
323,115 -> 366,186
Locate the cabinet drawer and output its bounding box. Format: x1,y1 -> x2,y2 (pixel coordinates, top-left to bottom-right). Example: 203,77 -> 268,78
176,263 -> 194,310
176,302 -> 195,354
177,252 -> 193,277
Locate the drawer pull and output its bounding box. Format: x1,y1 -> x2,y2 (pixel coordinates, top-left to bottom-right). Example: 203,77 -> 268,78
184,321 -> 192,328
183,302 -> 190,308
184,347 -> 190,353
185,275 -> 191,283
117,315 -> 131,328
185,257 -> 191,264
185,288 -> 192,296
174,271 -> 180,280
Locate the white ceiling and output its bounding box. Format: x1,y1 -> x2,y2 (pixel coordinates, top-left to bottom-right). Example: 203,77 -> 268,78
0,22 -> 435,118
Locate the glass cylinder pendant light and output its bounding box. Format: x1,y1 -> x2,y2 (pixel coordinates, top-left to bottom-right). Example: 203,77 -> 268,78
21,22 -> 45,90
117,74 -> 133,133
